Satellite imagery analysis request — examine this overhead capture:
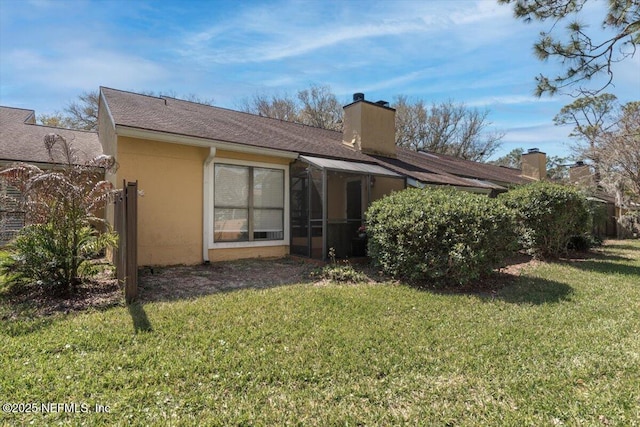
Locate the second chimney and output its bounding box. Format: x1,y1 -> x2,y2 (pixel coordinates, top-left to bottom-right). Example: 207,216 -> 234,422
569,161 -> 593,186
521,148 -> 547,181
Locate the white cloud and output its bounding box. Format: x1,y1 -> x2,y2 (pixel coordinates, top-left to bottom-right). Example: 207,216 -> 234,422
181,18 -> 431,65
2,49 -> 168,91
503,123 -> 570,145
467,95 -> 558,108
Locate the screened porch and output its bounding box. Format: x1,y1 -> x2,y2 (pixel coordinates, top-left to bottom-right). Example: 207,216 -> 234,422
290,156 -> 404,260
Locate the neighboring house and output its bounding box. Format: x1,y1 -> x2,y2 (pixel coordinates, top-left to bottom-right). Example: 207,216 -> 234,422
568,161 -> 638,238
0,106 -> 102,244
98,88 -> 541,265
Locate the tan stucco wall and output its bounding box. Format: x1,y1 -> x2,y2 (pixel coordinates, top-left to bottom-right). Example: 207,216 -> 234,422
114,140 -> 294,266
117,137 -> 209,266
371,176 -> 405,203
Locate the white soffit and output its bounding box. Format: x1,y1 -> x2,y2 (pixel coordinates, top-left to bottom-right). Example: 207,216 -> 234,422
300,155 -> 401,178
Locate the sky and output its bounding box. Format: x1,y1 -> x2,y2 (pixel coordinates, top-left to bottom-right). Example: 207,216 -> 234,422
1,0 -> 638,161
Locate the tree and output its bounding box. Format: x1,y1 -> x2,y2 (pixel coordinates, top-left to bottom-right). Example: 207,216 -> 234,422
38,90 -> 215,132
554,93 -> 620,179
241,84 -> 343,131
394,96 -> 504,162
499,0 -> 640,96
0,134 -> 118,293
243,87 -> 503,161
240,93 -> 299,122
594,101 -> 640,203
546,154 -> 571,181
554,93 -> 619,148
38,113 -> 75,129
489,147 -> 525,168
297,84 -> 343,131
65,90 -> 100,131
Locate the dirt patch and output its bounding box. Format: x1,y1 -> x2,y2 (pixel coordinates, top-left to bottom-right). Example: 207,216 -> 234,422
138,257 -> 319,303
498,253 -> 539,276
1,266 -> 122,319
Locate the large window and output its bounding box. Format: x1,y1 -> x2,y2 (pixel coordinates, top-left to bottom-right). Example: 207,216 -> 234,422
214,164 -> 284,242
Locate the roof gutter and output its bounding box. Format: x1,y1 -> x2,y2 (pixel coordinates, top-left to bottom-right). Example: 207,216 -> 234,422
115,126 -> 299,159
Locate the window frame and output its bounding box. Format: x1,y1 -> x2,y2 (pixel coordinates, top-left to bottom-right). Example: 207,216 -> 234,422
209,158 -> 289,249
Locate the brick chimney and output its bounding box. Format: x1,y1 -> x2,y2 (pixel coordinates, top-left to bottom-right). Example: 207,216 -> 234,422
521,148 -> 547,181
342,93 -> 397,158
569,161 -> 592,186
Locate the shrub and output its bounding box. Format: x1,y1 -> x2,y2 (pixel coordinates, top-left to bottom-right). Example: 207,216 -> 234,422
316,247 -> 368,284
319,263 -> 368,284
366,187 -> 518,286
0,134 -> 118,293
499,182 -> 591,258
1,224 -> 117,292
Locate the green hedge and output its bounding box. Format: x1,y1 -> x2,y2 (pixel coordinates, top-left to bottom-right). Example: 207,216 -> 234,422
499,181 -> 590,258
366,187 -> 517,285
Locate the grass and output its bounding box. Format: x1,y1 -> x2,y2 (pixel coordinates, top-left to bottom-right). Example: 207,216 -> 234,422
1,241 -> 640,425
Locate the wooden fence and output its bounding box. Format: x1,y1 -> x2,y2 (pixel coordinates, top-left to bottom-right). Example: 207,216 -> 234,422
114,181 -> 138,304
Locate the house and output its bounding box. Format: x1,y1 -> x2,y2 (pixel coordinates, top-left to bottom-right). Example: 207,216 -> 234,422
568,161 -> 638,238
98,88 -> 540,265
0,106 -> 102,244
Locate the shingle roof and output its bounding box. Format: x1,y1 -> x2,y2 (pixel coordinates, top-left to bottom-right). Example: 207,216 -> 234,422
370,154 -> 506,189
100,87 -> 530,188
0,106 -> 102,164
393,148 -> 531,185
101,87 -> 373,162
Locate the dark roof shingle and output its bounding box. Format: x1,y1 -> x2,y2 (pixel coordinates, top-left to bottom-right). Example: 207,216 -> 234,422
101,87 -> 373,162
101,87 -> 529,188
0,106 -> 102,164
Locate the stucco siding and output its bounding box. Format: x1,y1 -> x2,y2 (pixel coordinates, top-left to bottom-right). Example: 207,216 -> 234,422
371,176 -> 405,202
117,136 -> 208,266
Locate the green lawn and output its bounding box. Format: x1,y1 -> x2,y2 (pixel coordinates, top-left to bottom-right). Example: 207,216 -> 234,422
1,241 -> 639,426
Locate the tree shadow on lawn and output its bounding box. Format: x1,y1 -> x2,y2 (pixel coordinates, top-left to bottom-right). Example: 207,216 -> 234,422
601,241 -> 640,252
558,258 -> 640,278
419,272 -> 574,306
492,274 -> 574,305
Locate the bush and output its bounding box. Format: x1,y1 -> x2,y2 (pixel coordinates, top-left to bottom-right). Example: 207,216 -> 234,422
0,134 -> 118,293
499,182 -> 591,258
1,224 -> 117,292
319,263 -> 368,284
315,247 -> 368,284
366,187 -> 518,286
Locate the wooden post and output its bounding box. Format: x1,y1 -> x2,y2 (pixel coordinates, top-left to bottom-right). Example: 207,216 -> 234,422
124,181 -> 138,304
